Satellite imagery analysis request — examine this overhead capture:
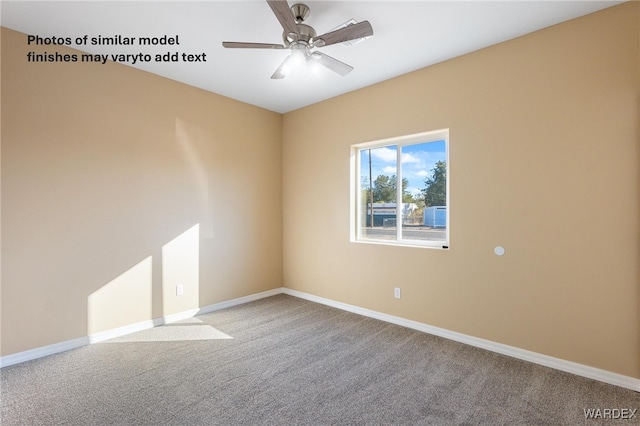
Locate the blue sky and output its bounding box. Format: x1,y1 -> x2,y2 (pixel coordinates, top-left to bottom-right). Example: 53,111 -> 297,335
360,140 -> 446,197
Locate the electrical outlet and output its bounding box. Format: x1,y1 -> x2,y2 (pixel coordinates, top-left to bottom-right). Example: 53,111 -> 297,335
394,287 -> 401,299
176,284 -> 184,296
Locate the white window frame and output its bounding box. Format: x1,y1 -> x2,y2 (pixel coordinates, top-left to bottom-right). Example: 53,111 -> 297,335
350,129 -> 449,249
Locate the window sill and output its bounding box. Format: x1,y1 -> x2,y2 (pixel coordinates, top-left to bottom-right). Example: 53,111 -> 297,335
351,239 -> 449,250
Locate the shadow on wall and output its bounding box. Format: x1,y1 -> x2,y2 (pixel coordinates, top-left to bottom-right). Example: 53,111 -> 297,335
87,224 -> 201,336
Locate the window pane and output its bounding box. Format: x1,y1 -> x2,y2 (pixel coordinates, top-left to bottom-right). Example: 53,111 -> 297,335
359,145 -> 398,241
353,129 -> 448,248
400,140 -> 447,243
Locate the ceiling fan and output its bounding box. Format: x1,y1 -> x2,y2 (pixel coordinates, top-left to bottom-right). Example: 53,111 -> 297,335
222,0 -> 374,79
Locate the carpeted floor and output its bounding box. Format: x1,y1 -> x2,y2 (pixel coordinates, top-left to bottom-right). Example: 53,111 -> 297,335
1,294 -> 638,425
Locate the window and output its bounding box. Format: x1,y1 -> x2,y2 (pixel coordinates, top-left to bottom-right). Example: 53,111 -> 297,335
351,129 -> 449,248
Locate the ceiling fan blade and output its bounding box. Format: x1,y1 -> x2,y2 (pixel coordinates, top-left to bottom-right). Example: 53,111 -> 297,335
311,52 -> 353,76
266,0 -> 298,38
271,55 -> 294,79
314,21 -> 373,47
223,41 -> 286,49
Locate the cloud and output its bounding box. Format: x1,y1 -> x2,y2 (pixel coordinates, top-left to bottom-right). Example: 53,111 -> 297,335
415,170 -> 429,177
370,147 -> 397,163
401,153 -> 420,164
383,166 -> 397,173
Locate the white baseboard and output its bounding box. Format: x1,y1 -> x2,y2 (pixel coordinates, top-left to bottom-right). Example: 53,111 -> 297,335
162,309 -> 201,325
3,286 -> 638,393
282,288 -> 640,392
0,336 -> 90,368
197,287 -> 284,315
88,318 -> 165,344
0,287 -> 284,368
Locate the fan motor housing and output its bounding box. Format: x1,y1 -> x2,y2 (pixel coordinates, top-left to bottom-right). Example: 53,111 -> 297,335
284,23 -> 316,45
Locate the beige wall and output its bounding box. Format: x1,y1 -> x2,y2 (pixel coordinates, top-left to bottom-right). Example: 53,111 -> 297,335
282,3 -> 639,378
1,27 -> 283,355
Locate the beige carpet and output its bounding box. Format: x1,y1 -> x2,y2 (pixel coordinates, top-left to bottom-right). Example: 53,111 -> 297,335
2,294 -> 638,425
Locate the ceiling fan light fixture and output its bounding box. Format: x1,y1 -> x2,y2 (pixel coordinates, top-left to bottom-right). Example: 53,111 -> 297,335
287,44 -> 310,75
291,43 -> 309,61
273,43 -> 310,79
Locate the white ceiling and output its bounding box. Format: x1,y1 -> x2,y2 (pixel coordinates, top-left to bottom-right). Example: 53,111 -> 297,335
2,1 -> 625,113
